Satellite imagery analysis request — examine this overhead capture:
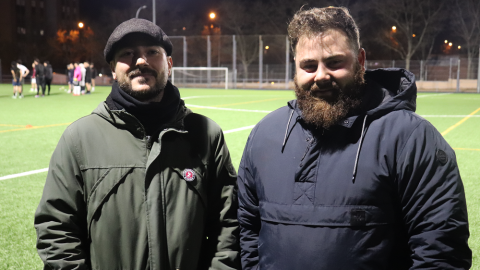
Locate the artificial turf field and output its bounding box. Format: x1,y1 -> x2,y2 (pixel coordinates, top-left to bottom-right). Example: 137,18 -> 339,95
0,83 -> 479,269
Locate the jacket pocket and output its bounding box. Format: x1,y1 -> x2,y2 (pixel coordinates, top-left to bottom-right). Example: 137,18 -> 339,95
86,167 -> 134,238
259,201 -> 395,227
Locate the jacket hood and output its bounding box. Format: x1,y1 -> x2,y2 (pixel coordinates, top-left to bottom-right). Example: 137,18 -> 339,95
288,68 -> 417,123
92,98 -> 191,136
283,68 -> 418,183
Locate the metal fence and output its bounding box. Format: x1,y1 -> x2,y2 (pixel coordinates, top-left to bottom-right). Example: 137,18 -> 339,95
168,34 -> 480,93
2,34 -> 479,92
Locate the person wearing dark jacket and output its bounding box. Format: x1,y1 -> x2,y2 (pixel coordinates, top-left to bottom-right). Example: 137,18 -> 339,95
35,18 -> 240,270
34,58 -> 46,98
237,7 -> 471,270
44,61 -> 53,95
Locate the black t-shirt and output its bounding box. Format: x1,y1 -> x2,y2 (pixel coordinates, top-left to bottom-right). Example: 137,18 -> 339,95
11,67 -> 20,78
35,64 -> 45,77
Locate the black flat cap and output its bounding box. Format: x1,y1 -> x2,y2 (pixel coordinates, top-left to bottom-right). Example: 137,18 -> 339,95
104,18 -> 172,63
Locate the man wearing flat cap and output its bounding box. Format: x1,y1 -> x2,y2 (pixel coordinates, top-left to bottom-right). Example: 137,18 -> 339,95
35,18 -> 240,270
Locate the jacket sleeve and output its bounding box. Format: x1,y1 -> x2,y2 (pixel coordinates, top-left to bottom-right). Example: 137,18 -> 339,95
34,129 -> 89,270
396,120 -> 471,269
206,129 -> 241,270
237,135 -> 260,270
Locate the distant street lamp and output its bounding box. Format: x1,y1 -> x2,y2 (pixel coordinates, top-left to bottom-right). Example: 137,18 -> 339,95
210,12 -> 216,19
78,22 -> 84,28
391,26 -> 396,32
136,5 -> 147,18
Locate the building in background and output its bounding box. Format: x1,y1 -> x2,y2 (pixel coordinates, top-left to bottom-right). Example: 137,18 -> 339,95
0,0 -> 80,78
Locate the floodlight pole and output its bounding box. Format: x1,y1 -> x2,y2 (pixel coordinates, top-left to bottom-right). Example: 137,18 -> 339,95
153,0 -> 156,24
477,46 -> 480,93
285,35 -> 289,89
259,35 -> 263,89
135,5 -> 147,18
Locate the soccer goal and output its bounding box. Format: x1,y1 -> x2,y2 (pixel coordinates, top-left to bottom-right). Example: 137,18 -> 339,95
171,67 -> 229,89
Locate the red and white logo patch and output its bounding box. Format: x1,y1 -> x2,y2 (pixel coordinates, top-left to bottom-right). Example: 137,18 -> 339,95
182,169 -> 196,181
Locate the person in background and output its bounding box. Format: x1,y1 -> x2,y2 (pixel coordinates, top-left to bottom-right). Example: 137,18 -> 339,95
11,61 -> 23,99
90,63 -> 97,92
31,62 -> 37,93
44,61 -> 53,95
80,62 -> 86,95
237,6 -> 471,270
17,60 -> 29,96
73,62 -> 82,95
34,58 -> 46,98
67,63 -> 74,93
84,61 -> 92,94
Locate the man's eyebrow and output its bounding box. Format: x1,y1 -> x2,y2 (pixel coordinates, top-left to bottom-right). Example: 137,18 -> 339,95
323,54 -> 346,61
299,59 -> 317,64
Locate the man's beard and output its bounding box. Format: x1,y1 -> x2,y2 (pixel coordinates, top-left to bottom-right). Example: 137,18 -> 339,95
294,62 -> 366,129
118,67 -> 168,101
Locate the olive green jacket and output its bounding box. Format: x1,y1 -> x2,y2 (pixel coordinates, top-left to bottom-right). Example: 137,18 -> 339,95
34,101 -> 240,270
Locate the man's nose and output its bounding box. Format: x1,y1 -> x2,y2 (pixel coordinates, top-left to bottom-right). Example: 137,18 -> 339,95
135,55 -> 148,66
314,65 -> 330,83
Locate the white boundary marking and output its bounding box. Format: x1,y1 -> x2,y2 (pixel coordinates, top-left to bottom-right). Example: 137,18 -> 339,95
0,168 -> 48,181
186,104 -> 271,113
0,125 -> 257,181
417,93 -> 452,98
422,115 -> 480,117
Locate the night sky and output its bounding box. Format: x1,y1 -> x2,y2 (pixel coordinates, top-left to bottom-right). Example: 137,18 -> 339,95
80,0 -> 221,21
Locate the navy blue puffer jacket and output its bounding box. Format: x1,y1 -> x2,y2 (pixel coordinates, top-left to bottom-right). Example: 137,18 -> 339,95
237,68 -> 471,270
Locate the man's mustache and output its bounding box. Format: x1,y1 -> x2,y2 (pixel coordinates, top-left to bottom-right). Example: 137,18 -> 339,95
309,80 -> 339,92
128,68 -> 158,78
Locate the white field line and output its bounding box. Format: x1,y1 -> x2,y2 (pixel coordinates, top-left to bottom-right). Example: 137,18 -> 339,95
183,95 -> 291,100
417,93 -> 452,98
0,168 -> 48,181
0,125 -> 256,181
422,115 -> 480,117
185,104 -> 271,113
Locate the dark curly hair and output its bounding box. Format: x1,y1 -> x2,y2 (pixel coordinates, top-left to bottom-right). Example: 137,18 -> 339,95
288,7 -> 360,55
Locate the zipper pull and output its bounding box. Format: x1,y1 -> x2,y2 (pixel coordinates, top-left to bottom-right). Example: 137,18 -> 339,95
146,136 -> 153,150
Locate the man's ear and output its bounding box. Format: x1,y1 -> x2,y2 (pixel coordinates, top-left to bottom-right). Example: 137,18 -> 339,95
358,48 -> 366,71
109,61 -> 117,80
167,56 -> 173,77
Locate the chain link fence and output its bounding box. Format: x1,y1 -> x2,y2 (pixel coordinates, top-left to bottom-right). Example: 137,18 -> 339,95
168,34 -> 480,93
2,35 -> 479,92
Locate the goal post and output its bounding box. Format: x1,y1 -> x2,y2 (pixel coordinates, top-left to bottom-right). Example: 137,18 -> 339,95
171,67 -> 229,89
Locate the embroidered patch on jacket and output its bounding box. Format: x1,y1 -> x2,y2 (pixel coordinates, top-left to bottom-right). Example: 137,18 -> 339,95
182,169 -> 196,181
436,149 -> 448,165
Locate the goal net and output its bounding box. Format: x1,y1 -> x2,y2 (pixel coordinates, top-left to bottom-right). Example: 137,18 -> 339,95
171,67 -> 229,89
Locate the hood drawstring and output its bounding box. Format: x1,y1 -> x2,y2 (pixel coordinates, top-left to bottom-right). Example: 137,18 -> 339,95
282,109 -> 295,153
352,115 -> 369,183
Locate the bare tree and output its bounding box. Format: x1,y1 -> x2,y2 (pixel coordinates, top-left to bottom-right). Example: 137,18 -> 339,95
452,0 -> 480,79
372,0 -> 447,70
218,0 -> 268,80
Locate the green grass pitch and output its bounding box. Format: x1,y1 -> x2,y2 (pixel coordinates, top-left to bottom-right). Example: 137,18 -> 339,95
0,83 -> 479,269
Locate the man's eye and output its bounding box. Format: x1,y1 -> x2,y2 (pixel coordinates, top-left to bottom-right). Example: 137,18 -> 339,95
120,51 -> 133,57
148,50 -> 160,55
302,65 -> 317,72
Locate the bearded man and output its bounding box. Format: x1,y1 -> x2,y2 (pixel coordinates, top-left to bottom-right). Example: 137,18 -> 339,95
35,18 -> 240,270
237,7 -> 471,270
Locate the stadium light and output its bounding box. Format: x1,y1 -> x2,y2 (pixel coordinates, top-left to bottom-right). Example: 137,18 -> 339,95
391,26 -> 396,32
449,42 -> 453,47
444,40 -> 448,43
458,45 -> 461,49
265,46 -> 270,50
78,22 -> 84,28
209,12 -> 216,19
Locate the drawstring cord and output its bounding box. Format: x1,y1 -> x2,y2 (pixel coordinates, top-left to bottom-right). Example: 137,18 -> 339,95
352,115 -> 369,183
282,109 -> 295,153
